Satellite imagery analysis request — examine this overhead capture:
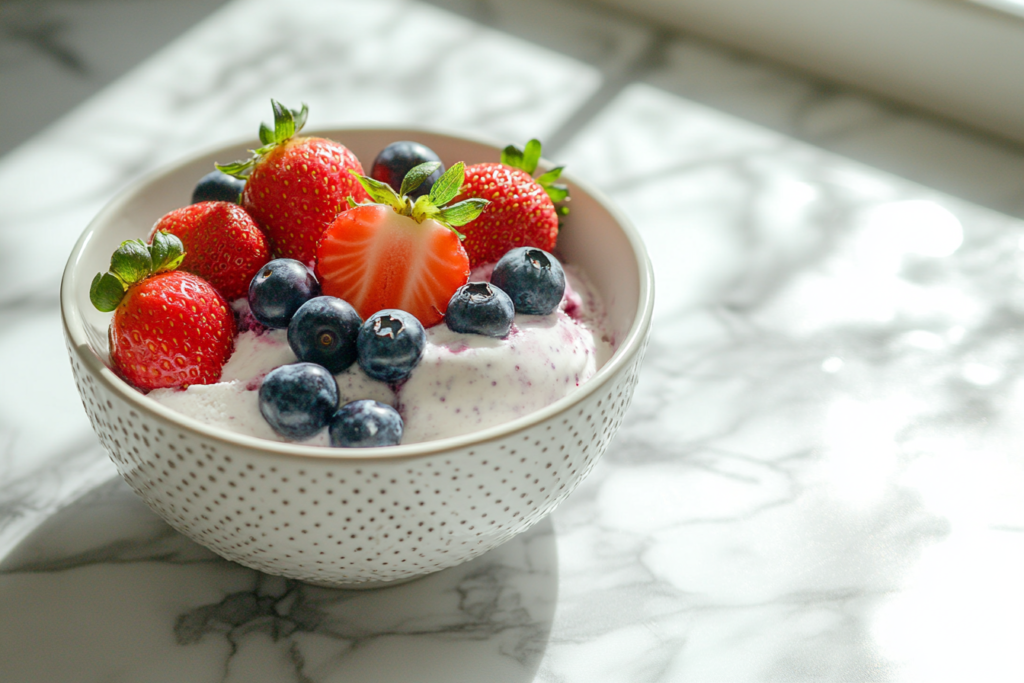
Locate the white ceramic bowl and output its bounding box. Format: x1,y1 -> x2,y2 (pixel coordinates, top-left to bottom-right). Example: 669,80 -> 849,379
61,128 -> 654,587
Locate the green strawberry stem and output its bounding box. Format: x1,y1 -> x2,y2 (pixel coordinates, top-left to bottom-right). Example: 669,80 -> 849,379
90,232 -> 185,312
348,161 -> 488,239
216,99 -> 309,179
500,139 -> 570,209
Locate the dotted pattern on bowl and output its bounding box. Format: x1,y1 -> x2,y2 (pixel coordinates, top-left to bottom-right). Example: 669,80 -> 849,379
66,331 -> 647,586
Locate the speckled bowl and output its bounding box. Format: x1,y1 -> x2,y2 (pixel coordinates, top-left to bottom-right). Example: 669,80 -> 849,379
61,128 -> 654,587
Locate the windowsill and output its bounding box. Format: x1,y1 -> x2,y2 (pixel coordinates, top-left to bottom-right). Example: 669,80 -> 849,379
588,0 -> 1024,145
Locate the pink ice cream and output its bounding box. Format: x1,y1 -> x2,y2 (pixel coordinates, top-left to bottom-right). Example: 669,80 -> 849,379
147,264 -> 613,445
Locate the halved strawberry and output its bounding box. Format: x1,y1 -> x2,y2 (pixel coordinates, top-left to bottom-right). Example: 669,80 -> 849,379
316,161 -> 488,327
218,101 -> 370,265
149,201 -> 270,301
454,139 -> 569,268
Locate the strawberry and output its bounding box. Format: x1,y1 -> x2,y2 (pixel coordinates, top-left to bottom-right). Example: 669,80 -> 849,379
90,232 -> 236,390
217,100 -> 370,265
149,201 -> 270,301
454,139 -> 569,268
315,161 -> 488,327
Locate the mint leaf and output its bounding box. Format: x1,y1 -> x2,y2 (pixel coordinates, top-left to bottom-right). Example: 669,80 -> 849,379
90,272 -> 126,312
438,197 -> 488,227
110,240 -> 153,285
521,139 -> 542,175
429,161 -> 465,207
400,161 -> 441,197
149,231 -> 186,273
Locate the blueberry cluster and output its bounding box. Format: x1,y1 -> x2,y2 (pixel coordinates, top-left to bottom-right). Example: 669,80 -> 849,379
444,247 -> 565,338
249,259 -> 422,448
250,247 -> 566,448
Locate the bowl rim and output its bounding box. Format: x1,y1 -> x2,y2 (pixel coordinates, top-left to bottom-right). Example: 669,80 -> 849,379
61,125 -> 655,462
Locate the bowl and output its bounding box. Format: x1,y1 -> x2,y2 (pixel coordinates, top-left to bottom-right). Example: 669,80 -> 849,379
60,127 -> 654,587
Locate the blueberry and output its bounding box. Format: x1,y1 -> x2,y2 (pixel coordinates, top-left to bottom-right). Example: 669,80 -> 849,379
248,259 -> 320,328
288,296 -> 362,373
490,247 -> 566,315
258,363 -> 339,440
445,282 -> 514,338
370,141 -> 444,199
357,309 -> 426,383
192,170 -> 245,204
329,400 -> 403,448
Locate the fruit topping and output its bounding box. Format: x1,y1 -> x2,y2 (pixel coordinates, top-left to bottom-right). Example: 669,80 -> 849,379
329,399 -> 404,447
90,232 -> 236,390
217,100 -> 370,265
150,201 -> 270,301
454,139 -> 569,268
315,161 -> 488,327
192,170 -> 245,204
491,247 -> 565,315
357,309 -> 426,383
370,141 -> 445,199
247,258 -> 321,329
258,362 -> 339,440
445,282 -> 514,338
287,296 -> 362,373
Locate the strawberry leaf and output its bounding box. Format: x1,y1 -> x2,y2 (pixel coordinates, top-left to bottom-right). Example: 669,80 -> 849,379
90,272 -> 127,312
217,100 -> 308,179
400,161 -> 442,197
521,139 -> 542,175
535,165 -> 563,186
270,99 -> 297,143
545,184 -> 569,203
500,144 -> 524,170
535,165 -> 570,208
428,161 -> 465,207
258,122 -> 275,146
215,158 -> 256,179
410,195 -> 441,223
438,198 -> 488,227
500,140 -> 542,175
149,231 -> 186,273
292,103 -> 309,133
110,240 -> 153,285
350,170 -> 405,212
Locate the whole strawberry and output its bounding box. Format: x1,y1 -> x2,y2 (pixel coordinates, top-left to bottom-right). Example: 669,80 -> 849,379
149,201 -> 269,301
316,161 -> 488,327
90,232 -> 236,390
218,101 -> 370,265
454,139 -> 569,268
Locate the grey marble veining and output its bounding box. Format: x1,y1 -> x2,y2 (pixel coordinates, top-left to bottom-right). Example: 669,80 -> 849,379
1,0 -> 1023,681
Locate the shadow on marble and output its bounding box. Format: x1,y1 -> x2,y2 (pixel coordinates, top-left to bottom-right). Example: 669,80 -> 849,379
0,476 -> 558,683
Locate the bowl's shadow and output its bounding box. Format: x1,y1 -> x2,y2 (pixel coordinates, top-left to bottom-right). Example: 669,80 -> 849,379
0,476 -> 558,683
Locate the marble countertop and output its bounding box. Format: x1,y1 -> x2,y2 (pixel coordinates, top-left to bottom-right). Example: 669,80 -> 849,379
1,0 -> 1022,680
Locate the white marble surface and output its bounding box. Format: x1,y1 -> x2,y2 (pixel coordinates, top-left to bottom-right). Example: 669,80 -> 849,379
1,0 -> 1023,680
